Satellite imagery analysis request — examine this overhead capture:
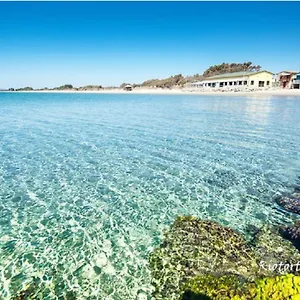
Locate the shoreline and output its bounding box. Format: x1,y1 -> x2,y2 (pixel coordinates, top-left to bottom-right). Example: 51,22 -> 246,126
1,88 -> 300,97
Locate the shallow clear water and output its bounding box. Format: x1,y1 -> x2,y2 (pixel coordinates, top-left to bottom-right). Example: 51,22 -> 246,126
0,92 -> 300,299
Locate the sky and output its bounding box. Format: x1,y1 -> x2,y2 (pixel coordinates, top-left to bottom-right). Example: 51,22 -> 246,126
0,1 -> 300,89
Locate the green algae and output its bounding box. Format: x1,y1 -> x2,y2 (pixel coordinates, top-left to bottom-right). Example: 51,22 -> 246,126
181,274 -> 246,300
181,274 -> 300,300
249,274 -> 300,300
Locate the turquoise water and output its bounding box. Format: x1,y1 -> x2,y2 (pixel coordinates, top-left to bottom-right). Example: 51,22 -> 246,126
0,92 -> 300,299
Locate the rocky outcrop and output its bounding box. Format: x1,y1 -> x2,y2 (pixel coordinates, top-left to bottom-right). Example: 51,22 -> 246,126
149,216 -> 300,300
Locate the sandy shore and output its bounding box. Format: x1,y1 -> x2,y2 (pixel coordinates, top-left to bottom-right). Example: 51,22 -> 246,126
2,88 -> 300,97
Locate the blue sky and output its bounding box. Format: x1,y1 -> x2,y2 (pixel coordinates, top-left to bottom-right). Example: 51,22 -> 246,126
0,1 -> 300,88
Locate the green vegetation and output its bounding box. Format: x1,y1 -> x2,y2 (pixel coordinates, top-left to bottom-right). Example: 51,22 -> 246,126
140,74 -> 187,88
15,87 -> 33,91
78,85 -> 102,91
135,73 -> 203,88
203,62 -> 261,77
54,84 -> 74,90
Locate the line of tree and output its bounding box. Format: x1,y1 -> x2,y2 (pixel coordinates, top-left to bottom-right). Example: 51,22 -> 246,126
54,84 -> 74,90
203,62 -> 261,77
15,86 -> 34,91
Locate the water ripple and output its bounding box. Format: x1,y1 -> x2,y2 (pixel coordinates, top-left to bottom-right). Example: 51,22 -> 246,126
0,93 -> 300,299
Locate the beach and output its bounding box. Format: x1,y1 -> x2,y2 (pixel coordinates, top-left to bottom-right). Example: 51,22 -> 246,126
4,88 -> 300,97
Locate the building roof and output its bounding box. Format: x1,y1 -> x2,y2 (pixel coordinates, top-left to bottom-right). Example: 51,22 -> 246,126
278,71 -> 298,74
204,70 -> 273,81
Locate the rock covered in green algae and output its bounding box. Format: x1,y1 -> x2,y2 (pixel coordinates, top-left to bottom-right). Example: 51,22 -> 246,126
251,226 -> 300,276
181,274 -> 247,300
181,274 -> 300,300
149,216 -> 300,300
149,216 -> 258,300
250,274 -> 300,300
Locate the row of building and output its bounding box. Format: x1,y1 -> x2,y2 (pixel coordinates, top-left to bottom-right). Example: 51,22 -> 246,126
190,70 -> 300,90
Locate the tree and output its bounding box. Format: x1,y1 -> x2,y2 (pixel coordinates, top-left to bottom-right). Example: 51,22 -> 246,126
55,84 -> 74,90
203,62 -> 261,77
16,87 -> 33,91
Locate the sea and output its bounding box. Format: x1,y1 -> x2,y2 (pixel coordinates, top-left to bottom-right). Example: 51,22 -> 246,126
0,92 -> 300,299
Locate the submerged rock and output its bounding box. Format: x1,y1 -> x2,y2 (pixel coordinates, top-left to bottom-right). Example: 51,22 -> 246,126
251,226 -> 300,276
277,192 -> 300,215
280,222 -> 300,251
13,278 -> 40,300
149,216 -> 258,299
